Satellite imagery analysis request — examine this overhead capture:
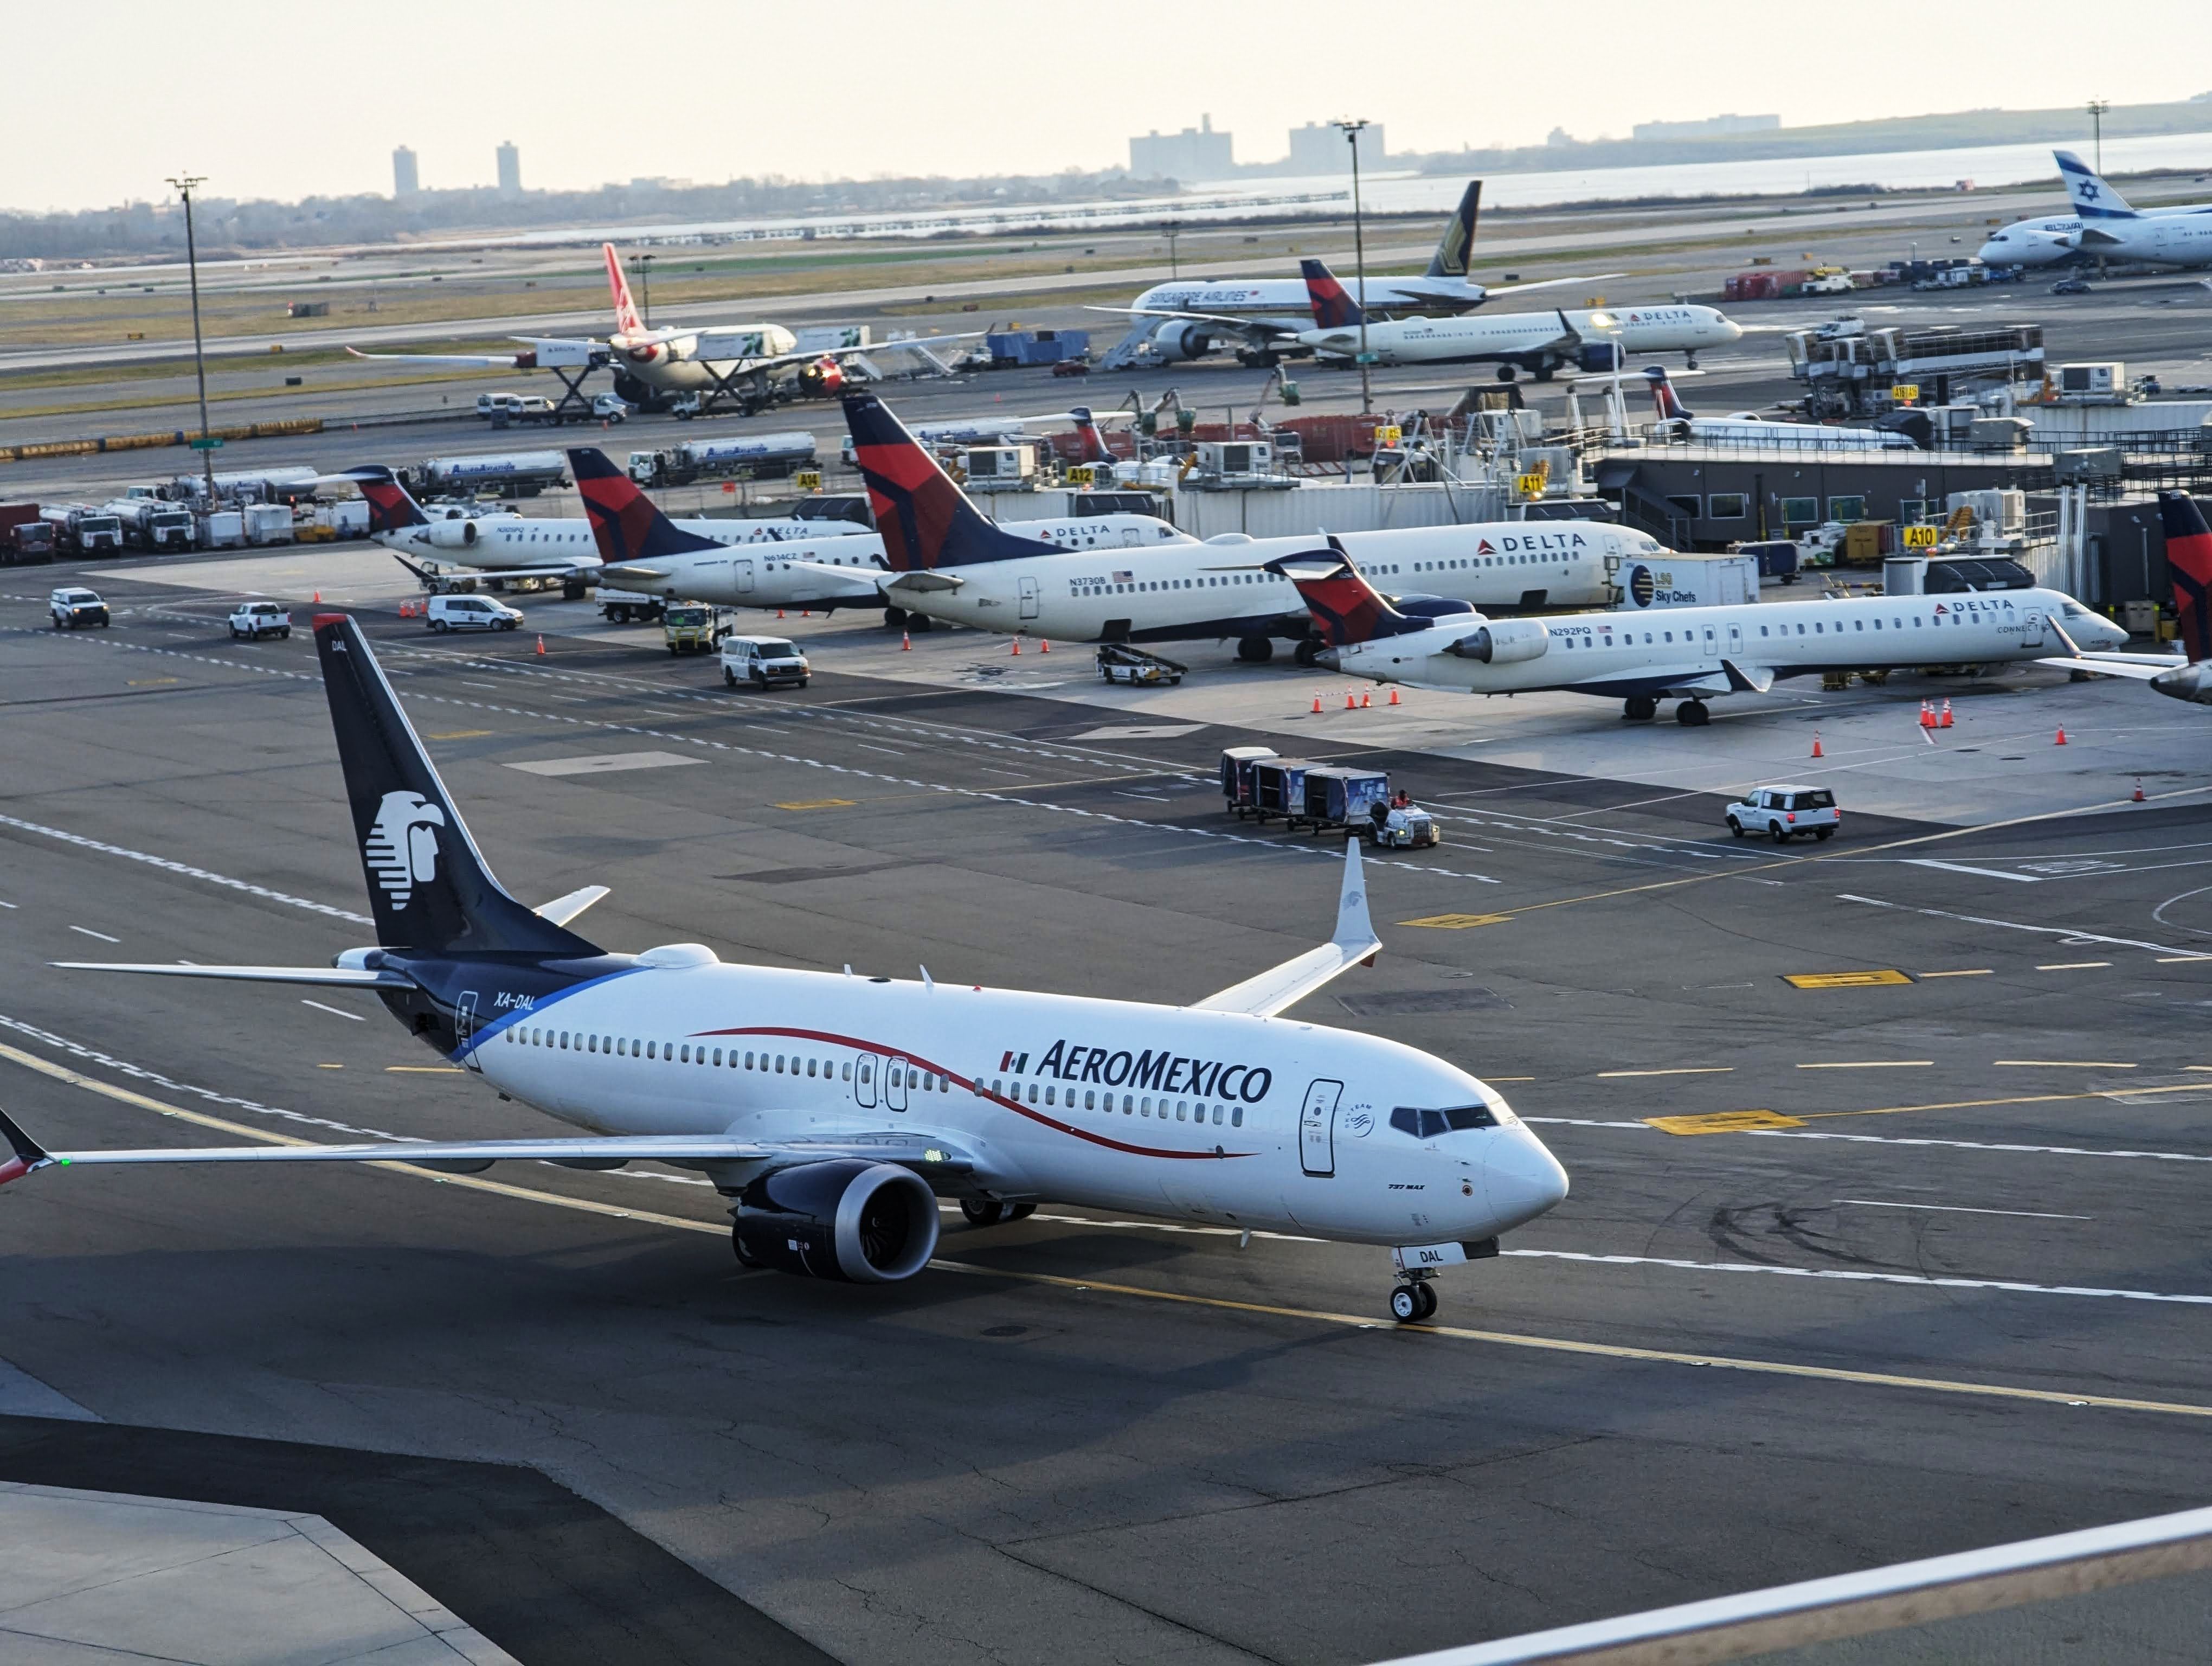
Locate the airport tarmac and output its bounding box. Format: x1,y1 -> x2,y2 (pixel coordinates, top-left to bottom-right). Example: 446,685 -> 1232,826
4,563 -> 2212,1663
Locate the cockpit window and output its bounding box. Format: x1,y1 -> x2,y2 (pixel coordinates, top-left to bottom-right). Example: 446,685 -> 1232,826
1391,1105 -> 1498,1139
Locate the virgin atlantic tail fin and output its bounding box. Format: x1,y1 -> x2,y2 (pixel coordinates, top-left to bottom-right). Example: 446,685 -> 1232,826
603,242 -> 647,337
2160,491 -> 2212,660
841,392 -> 1056,570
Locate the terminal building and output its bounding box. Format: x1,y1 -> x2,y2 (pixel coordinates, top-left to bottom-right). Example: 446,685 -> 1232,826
1287,121 -> 1384,174
1128,116 -> 1234,181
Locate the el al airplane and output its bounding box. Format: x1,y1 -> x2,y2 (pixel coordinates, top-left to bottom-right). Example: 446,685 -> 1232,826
844,392 -> 1655,659
348,243 -> 968,411
1644,367 -> 1917,451
1092,182 -> 1624,366
566,445 -> 1191,621
1290,261 -> 1740,380
348,466 -> 871,594
10,613 -> 1567,1322
2036,490 -> 2212,703
1977,151 -> 2212,269
1274,538 -> 2126,725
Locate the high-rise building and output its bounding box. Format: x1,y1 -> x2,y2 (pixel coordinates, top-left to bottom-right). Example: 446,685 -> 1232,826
1128,114 -> 1235,181
1287,121 -> 1385,176
496,141 -> 521,196
392,145 -> 420,198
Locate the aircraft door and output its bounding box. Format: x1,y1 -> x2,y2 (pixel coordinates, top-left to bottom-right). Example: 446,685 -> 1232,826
885,1058 -> 909,1112
1299,1078 -> 1343,1177
1120,527 -> 1141,547
1726,622 -> 1743,658
1701,625 -> 1718,658
854,1054 -> 877,1108
1019,576 -> 1041,620
455,991 -> 480,1070
2019,607 -> 2046,649
734,558 -> 755,595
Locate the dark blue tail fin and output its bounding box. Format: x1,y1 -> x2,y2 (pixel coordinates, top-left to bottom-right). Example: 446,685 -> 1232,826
1265,540 -> 1428,646
1301,260 -> 1365,330
566,447 -> 718,564
842,392 -> 1060,570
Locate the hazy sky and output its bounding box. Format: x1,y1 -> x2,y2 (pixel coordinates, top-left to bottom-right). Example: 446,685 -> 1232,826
8,1 -> 2211,212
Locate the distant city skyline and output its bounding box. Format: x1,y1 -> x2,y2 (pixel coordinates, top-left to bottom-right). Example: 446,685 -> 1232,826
3,0 -> 2208,213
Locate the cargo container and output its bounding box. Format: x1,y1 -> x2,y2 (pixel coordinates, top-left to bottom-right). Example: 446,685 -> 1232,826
413,451 -> 569,497
0,502 -> 53,564
242,502 -> 295,546
1611,552 -> 1761,610
196,509 -> 245,550
984,329 -> 1089,368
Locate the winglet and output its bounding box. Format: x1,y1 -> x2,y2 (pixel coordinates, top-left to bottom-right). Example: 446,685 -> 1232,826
1189,839 -> 1383,1018
0,1103 -> 53,1186
1335,837 -> 1376,956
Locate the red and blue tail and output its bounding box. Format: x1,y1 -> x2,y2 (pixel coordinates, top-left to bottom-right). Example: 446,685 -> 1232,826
603,243 -> 647,338
842,392 -> 1051,571
565,447 -> 718,563
1300,260 -> 1365,330
344,466 -> 428,535
1266,542 -> 1425,646
2161,491 -> 2212,660
1643,366 -> 1694,422
1069,406 -> 1111,464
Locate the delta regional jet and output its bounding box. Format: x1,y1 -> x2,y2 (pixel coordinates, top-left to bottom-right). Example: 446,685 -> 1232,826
8,614 -> 1566,1323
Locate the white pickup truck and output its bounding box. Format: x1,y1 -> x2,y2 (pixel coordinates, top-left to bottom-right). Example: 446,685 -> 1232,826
1725,784 -> 1840,843
227,601 -> 292,640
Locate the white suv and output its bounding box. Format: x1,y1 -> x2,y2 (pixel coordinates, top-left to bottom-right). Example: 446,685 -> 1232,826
427,594 -> 522,632
1726,785 -> 1840,843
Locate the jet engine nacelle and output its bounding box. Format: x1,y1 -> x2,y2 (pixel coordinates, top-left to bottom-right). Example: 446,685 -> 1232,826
1579,341 -> 1625,372
1390,594 -> 1480,622
1448,618 -> 1549,663
426,520 -> 480,550
1149,322 -> 1217,363
733,1158 -> 940,1283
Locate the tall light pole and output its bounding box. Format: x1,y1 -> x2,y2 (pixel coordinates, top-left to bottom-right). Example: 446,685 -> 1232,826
630,253 -> 655,328
166,173 -> 215,498
2086,99 -> 2111,174
1160,220 -> 1181,280
1335,119 -> 1372,415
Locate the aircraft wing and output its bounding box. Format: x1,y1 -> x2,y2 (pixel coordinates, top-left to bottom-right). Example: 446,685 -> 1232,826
1475,272 -> 1625,299
346,337 -> 606,370
0,1105 -> 976,1186
1191,841 -> 1380,1018
2033,655 -> 2179,680
51,962 -> 415,989
1084,305 -> 1304,344
389,552 -> 600,584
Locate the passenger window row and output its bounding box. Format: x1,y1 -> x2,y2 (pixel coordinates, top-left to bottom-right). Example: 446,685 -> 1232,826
504,1027 -> 950,1091
983,1077 -> 1243,1127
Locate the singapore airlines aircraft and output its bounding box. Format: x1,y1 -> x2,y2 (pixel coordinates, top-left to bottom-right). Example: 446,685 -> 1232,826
9,614 -> 1566,1323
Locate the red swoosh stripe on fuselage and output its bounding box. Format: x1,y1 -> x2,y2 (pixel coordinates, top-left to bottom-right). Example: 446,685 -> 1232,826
695,1024 -> 1256,1161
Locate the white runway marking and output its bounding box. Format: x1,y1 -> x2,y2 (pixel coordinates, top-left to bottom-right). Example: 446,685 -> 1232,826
0,812 -> 371,926
1904,859 -> 2040,883
300,999 -> 365,1022
1525,1116 -> 2212,1164
1502,1248 -> 2212,1306
1835,1200 -> 2092,1220
1838,893 -> 2197,958
505,751 -> 705,777
66,926 -> 119,943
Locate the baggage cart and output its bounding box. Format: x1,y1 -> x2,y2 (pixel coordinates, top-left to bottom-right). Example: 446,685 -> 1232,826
1219,746 -> 1276,817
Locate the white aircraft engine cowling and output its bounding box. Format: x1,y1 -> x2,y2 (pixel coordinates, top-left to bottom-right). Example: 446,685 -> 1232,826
1149,322 -> 1216,363
426,521 -> 480,550
1447,618 -> 1549,664
733,1159 -> 940,1283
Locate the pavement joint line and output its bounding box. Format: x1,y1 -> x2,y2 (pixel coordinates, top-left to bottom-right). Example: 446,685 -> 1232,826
1796,1061 -> 1933,1069
1526,1113 -> 2212,1164
1994,1060 -> 2138,1069
1499,1248 -> 2212,1307
0,1037 -> 724,1237
922,1261 -> 2212,1420
15,1023 -> 2207,1414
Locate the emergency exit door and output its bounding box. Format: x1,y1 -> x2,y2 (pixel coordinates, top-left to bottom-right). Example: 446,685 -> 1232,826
1300,1079 -> 1343,1177
733,558 -> 755,595
1019,576 -> 1041,620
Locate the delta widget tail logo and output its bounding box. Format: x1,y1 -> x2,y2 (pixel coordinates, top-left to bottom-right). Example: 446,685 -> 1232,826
567,448 -> 716,562
603,242 -> 647,337
346,467 -> 427,535
843,391 -> 1013,571
1301,260 -> 1364,330
1643,367 -> 1693,421
2160,491 -> 2212,660
1271,552 -> 1420,646
1070,408 -> 1111,464
364,790 -> 443,911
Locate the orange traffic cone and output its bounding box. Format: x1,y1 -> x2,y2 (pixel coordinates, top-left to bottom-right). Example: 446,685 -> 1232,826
535,635 -> 545,656
1011,638 -> 1021,656
1387,687 -> 1400,706
1939,700 -> 1954,729
2055,726 -> 2068,746
1359,689 -> 1372,708
2134,778 -> 2147,802
312,591 -> 321,603
1039,639 -> 1050,653
776,608 -> 786,619
801,609 -> 812,618
1311,694 -> 1323,714
1918,702 -> 1933,729
1811,732 -> 1824,758
1344,690 -> 1358,710
901,631 -> 911,651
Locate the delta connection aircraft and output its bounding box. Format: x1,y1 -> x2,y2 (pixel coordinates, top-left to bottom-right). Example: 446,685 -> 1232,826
348,466 -> 872,594
8,614 -> 1568,1323
564,446 -> 1192,623
844,392 -> 1658,660
1273,537 -> 2126,726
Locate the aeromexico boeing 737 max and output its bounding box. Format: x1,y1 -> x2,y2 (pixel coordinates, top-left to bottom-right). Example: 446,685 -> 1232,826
7,614 -> 1565,1322
1275,540 -> 2126,726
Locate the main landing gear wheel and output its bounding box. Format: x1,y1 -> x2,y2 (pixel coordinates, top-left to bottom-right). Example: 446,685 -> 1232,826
1623,694 -> 1658,721
1495,366 -> 1517,383
1236,636 -> 1275,664
883,606 -> 908,630
1388,1282 -> 1438,1323
1676,699 -> 1711,727
961,1201 -> 1038,1228
1294,638 -> 1321,668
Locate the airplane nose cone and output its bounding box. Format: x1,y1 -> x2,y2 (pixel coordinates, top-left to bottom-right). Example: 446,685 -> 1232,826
1485,1128 -> 1568,1233
1720,316 -> 1745,343
1313,646 -> 1341,671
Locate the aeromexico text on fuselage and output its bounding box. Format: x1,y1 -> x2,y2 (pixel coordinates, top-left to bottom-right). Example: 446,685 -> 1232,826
1004,1041 -> 1272,1103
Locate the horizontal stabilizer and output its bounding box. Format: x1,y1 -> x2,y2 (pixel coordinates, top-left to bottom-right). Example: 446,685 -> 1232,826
1193,840 -> 1380,1017
595,563 -> 670,586
882,569 -> 964,596
534,885 -> 609,927
2033,655 -> 2175,681
51,963 -> 416,989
